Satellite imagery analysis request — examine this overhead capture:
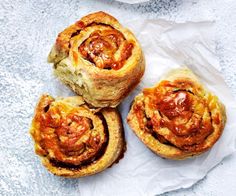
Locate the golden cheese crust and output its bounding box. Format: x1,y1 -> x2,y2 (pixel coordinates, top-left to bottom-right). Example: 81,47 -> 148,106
127,68 -> 226,160
48,11 -> 145,108
30,94 -> 126,177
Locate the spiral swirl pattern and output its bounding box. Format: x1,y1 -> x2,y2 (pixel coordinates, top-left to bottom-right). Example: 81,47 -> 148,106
53,12 -> 134,70
78,27 -> 133,70
127,69 -> 226,159
30,95 -> 126,177
48,11 -> 145,108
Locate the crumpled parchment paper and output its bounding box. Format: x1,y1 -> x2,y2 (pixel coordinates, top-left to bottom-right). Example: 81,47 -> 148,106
75,19 -> 236,196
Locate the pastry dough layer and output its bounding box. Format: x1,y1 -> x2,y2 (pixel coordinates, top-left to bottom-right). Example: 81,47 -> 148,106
30,94 -> 126,177
48,11 -> 145,107
127,68 -> 226,160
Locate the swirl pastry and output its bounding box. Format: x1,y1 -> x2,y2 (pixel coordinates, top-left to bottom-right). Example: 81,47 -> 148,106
127,68 -> 226,160
48,11 -> 145,108
30,94 -> 126,177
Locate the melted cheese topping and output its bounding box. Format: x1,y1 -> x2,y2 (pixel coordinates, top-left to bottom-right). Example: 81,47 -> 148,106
133,80 -> 219,152
79,28 -> 133,70
33,95 -> 107,166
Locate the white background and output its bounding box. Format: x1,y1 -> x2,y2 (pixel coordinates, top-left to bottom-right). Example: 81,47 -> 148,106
0,0 -> 236,195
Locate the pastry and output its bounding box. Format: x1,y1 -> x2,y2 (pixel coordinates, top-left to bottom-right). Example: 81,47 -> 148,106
127,68 -> 226,160
48,11 -> 145,108
30,94 -> 126,177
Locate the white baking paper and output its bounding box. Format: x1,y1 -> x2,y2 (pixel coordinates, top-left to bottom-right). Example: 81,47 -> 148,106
76,19 -> 236,196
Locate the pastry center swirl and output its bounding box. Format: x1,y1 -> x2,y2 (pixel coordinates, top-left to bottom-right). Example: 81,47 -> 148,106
79,28 -> 133,70
55,114 -> 92,156
135,80 -> 214,152
38,102 -> 107,166
158,91 -> 191,120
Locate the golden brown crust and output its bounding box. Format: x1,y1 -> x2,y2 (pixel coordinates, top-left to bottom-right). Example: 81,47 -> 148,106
30,94 -> 126,177
127,68 -> 226,160
48,11 -> 145,108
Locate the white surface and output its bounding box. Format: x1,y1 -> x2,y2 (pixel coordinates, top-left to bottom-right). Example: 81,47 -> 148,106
1,0 -> 236,195
116,0 -> 150,3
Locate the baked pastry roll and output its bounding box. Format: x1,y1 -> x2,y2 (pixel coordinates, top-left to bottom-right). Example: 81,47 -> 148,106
48,11 -> 145,108
127,68 -> 226,160
30,94 -> 126,177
